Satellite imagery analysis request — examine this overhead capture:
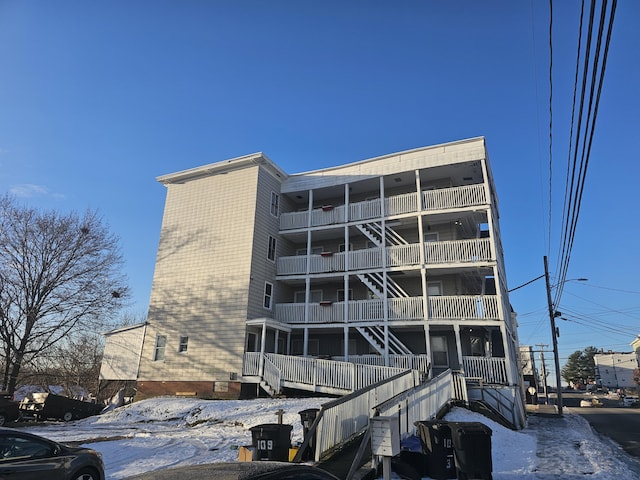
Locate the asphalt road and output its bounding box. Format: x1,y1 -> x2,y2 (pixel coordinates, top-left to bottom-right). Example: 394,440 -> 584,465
561,392 -> 640,458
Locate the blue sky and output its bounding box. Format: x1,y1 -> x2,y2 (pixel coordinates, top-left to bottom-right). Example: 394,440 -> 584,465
1,1 -> 638,375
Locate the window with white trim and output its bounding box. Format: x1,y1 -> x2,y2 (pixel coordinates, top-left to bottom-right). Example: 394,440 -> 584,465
178,336 -> 189,353
267,236 -> 277,261
431,336 -> 449,367
154,335 -> 167,361
263,282 -> 274,309
270,192 -> 280,217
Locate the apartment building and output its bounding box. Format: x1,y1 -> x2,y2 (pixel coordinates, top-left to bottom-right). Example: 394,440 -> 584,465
135,137 -> 521,399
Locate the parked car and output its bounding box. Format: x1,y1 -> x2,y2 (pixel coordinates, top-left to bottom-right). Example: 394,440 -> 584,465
0,394 -> 20,426
0,427 -> 104,480
622,396 -> 639,407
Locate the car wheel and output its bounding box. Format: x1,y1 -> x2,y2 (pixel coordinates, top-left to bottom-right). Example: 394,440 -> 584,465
0,413 -> 6,427
63,411 -> 74,422
72,468 -> 100,480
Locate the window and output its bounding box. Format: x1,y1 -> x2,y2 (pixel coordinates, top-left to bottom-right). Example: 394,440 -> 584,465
178,336 -> 189,353
270,192 -> 280,217
263,282 -> 274,309
431,336 -> 449,367
424,232 -> 439,242
337,289 -> 353,302
0,435 -> 53,460
154,335 -> 167,361
267,236 -> 277,261
294,290 -> 323,303
427,282 -> 443,296
338,243 -> 353,252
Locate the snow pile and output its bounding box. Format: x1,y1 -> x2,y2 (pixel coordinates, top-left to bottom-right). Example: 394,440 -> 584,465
15,397 -> 640,480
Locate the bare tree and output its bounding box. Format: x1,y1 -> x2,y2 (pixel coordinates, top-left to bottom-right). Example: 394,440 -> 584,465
0,195 -> 129,395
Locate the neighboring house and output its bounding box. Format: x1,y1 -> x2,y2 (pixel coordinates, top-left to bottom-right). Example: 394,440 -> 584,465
135,137 -> 521,401
99,323 -> 146,397
519,346 -> 539,404
594,351 -> 639,390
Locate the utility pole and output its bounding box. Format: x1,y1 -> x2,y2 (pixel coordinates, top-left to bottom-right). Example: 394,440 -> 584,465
544,255 -> 564,415
536,344 -> 549,404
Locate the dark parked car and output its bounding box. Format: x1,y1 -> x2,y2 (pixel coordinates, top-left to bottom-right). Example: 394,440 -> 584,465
0,427 -> 104,480
0,394 -> 20,426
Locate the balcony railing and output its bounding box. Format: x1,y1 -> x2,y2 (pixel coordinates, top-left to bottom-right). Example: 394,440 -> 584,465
273,295 -> 498,324
280,184 -> 488,230
462,356 -> 508,384
277,238 -> 492,276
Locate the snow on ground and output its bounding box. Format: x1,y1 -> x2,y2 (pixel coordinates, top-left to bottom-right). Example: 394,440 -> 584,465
14,397 -> 640,480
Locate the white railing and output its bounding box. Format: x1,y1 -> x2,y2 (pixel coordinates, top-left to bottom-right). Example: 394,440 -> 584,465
386,243 -> 421,267
385,191 -> 419,216
242,352 -> 261,376
279,183 -> 487,231
462,356 -> 508,384
275,296 -> 498,323
262,356 -> 282,393
332,354 -> 430,373
313,369 -> 419,461
350,198 -> 382,222
374,370 -> 461,440
424,238 -> 492,264
388,297 -> 423,320
428,295 -> 499,320
261,353 -> 409,394
277,238 -> 491,275
422,184 -> 487,211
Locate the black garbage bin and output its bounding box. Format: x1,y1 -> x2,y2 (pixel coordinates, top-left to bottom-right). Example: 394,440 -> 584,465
250,423 -> 293,462
415,420 -> 456,480
448,422 -> 492,480
298,408 -> 320,460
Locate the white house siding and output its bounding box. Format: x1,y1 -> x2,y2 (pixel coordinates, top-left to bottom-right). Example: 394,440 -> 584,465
137,165 -> 260,386
595,352 -> 639,390
99,324 -> 146,380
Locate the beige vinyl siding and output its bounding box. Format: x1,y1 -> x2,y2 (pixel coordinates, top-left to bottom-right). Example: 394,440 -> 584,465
139,166 -> 260,382
246,166 -> 283,318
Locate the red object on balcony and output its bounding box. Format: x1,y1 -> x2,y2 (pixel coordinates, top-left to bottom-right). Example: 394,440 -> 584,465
320,252 -> 333,257
321,205 -> 334,211
319,301 -> 332,306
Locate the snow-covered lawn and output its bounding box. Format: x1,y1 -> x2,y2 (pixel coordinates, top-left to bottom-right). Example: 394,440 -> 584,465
13,397 -> 640,479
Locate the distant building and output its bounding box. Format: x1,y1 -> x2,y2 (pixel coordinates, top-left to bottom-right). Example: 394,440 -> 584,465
519,346 -> 539,404
131,137 -> 521,401
594,351 -> 638,390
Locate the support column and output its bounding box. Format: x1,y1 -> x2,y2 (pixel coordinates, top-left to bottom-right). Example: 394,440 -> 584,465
258,321 -> 267,377
454,324 -> 463,370
380,176 -> 389,366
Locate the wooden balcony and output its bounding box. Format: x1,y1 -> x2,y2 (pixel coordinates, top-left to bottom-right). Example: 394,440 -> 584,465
273,295 -> 499,324
280,184 -> 487,231
277,238 -> 492,276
